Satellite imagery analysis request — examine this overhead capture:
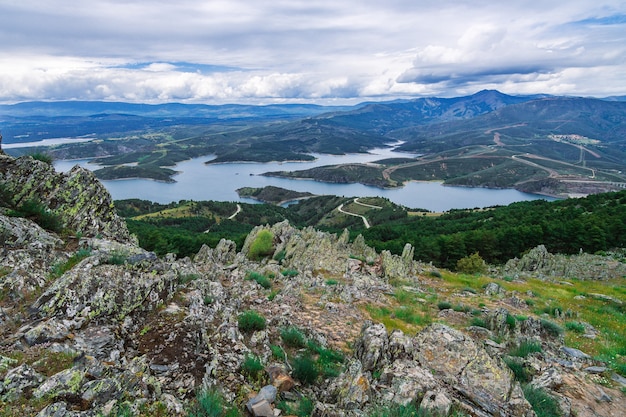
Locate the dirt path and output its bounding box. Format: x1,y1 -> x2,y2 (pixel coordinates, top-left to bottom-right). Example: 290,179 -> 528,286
228,204 -> 242,220
337,201 -> 371,228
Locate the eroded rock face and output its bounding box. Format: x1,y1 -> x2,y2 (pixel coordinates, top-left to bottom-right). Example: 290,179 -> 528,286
0,155 -> 132,242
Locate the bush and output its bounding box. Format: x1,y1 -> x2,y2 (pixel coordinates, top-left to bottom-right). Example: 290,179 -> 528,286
50,248 -> 92,278
509,341 -> 542,358
456,252 -> 487,274
437,301 -> 452,310
10,198 -> 63,232
246,271 -> 272,289
238,310 -> 266,333
470,317 -> 488,328
504,357 -> 531,383
565,321 -> 585,334
248,230 -> 274,260
281,269 -> 299,277
540,319 -> 564,337
188,388 -> 242,417
241,354 -> 264,378
270,345 -> 286,360
506,314 -> 517,330
29,152 -> 53,164
281,326 -> 307,348
523,384 -> 562,417
291,354 -> 318,384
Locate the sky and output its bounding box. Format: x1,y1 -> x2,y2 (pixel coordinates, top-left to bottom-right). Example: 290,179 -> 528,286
1,1 -> 625,104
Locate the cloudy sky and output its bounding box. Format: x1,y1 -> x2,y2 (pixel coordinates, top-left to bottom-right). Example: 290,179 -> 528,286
1,1 -> 625,104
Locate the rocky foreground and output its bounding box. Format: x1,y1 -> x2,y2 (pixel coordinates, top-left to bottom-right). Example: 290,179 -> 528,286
1,154 -> 625,417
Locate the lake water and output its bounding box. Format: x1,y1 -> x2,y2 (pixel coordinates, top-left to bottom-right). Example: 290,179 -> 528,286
53,146 -> 555,212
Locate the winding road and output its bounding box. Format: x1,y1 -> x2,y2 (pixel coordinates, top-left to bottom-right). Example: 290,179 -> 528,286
336,198 -> 383,229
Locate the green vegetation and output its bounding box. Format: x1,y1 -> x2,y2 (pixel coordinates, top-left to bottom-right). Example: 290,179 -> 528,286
188,388 -> 242,417
509,341 -> 543,358
246,271 -> 272,289
276,397 -> 314,417
291,354 -> 318,384
241,354 -> 264,379
504,357 -> 531,383
237,310 -> 266,333
8,198 -> 63,233
236,186 -> 313,205
28,151 -> 53,164
281,326 -> 307,348
50,248 -> 92,278
456,252 -> 487,274
523,385 -> 562,417
565,321 -> 586,334
248,230 -> 275,260
540,319 -> 564,337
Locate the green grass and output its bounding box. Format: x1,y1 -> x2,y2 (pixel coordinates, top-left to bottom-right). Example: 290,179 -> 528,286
270,345 -> 286,361
241,354 -> 264,379
246,270 -> 272,289
281,269 -> 299,277
248,230 -> 274,260
237,310 -> 266,333
188,388 -> 242,417
470,317 -> 488,328
291,354 -> 318,384
50,248 -> 92,278
437,301 -> 452,310
523,384 -> 562,417
281,326 -> 307,348
504,357 -> 531,383
29,152 -> 54,164
540,319 -> 564,337
276,397 -> 314,417
564,321 -> 585,334
509,341 -> 543,358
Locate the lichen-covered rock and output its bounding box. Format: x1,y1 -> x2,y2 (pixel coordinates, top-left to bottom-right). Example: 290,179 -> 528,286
24,319 -> 71,345
354,322 -> 388,372
0,214 -> 63,249
378,360 -> 438,405
33,368 -> 86,400
504,244 -> 626,280
380,243 -> 417,281
0,155 -> 132,242
326,359 -> 370,409
0,364 -> 45,401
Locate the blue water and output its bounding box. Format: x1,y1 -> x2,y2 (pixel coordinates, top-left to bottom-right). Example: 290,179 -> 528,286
54,147 -> 554,212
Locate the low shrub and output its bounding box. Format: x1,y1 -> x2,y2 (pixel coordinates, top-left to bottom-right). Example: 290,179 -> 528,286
276,397 -> 314,417
248,230 -> 274,260
29,152 -> 54,164
50,248 -> 92,278
523,384 -> 562,417
238,310 -> 266,333
437,301 -> 452,310
10,198 -> 63,232
506,313 -> 517,330
281,269 -> 299,277
241,354 -> 264,379
246,271 -> 272,289
504,357 -> 531,383
270,345 -> 286,360
509,341 -> 542,358
281,326 -> 307,348
540,319 -> 564,337
470,317 -> 488,328
565,321 -> 585,334
456,252 -> 487,274
291,354 -> 318,384
188,388 -> 242,417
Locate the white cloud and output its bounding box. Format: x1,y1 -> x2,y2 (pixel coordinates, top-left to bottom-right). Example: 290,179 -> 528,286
0,1 -> 625,103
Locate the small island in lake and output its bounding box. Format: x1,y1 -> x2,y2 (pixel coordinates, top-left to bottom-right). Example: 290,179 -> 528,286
236,186 -> 315,205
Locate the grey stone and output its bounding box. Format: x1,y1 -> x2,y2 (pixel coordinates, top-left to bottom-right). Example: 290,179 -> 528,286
24,320 -> 70,345
419,390 -> 452,416
561,346 -> 591,359
34,368 -> 86,400
584,366 -> 608,374
531,367 -> 563,389
0,364 -> 45,401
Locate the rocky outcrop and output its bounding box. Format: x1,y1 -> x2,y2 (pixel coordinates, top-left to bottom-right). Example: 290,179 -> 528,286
504,244 -> 626,280
0,154 -> 132,242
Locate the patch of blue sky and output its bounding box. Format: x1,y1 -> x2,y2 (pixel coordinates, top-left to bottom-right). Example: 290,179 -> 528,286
571,13 -> 626,26
113,62 -> 243,73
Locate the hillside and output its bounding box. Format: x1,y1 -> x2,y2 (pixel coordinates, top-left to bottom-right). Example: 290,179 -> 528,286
1,154 -> 625,417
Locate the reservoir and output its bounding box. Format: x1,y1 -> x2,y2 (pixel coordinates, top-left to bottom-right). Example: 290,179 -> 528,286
54,146 -> 554,212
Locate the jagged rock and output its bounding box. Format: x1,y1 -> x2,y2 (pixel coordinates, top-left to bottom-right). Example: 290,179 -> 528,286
81,378 -> 123,405
0,355 -> 18,373
34,368 -> 86,400
326,359 -> 370,409
583,366 -> 608,374
485,307 -> 512,337
380,243 -> 416,281
531,367 -> 563,389
0,364 -> 45,401
419,390 -> 452,416
354,322 -> 388,372
247,385 -> 278,416
504,244 -> 626,280
195,238 -> 238,266
484,282 -> 505,296
378,360 -> 438,405
0,155 -> 132,242
36,402 -> 73,417
0,214 -> 63,249
387,329 -> 414,362
24,319 -> 70,345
